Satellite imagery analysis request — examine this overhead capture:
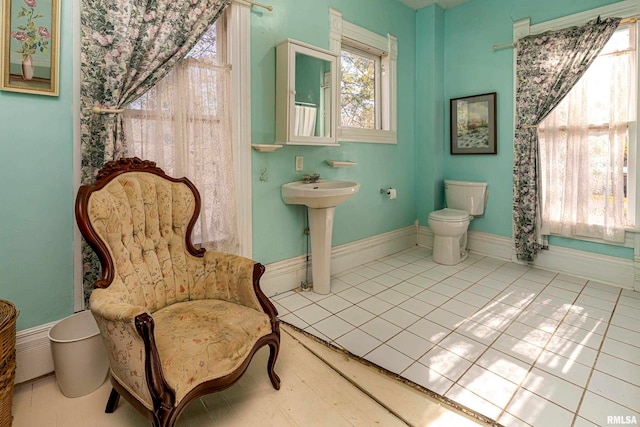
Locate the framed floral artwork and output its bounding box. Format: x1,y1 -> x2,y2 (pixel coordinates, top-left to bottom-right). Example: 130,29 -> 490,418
450,92 -> 497,155
1,0 -> 60,96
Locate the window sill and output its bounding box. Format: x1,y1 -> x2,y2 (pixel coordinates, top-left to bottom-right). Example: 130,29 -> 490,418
338,127 -> 397,144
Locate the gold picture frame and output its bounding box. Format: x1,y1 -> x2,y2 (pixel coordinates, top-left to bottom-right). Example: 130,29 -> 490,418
1,0 -> 60,96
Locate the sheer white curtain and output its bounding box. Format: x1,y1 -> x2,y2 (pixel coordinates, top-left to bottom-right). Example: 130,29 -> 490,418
124,58 -> 238,253
539,30 -> 636,242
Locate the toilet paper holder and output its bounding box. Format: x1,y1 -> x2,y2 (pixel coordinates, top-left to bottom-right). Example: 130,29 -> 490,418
380,188 -> 392,194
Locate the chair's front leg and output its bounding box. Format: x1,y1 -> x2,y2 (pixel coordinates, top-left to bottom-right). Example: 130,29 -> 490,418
105,387 -> 120,413
135,313 -> 176,426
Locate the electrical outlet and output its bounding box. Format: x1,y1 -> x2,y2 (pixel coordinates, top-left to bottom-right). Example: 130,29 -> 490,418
295,156 -> 304,172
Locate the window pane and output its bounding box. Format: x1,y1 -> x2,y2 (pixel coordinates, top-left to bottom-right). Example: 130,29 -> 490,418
340,48 -> 376,128
186,23 -> 217,61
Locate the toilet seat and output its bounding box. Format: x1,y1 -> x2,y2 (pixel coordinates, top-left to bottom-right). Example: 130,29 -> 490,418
429,208 -> 471,222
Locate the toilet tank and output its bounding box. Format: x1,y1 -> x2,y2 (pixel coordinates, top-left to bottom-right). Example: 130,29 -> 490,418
444,180 -> 487,216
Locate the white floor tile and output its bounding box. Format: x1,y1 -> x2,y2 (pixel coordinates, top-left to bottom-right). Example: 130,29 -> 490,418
600,336 -> 639,364
516,310 -> 560,334
329,277 -> 353,293
313,316 -> 355,340
338,287 -> 371,304
293,303 -> 333,325
595,352 -> 640,387
437,332 -> 487,362
387,268 -> 416,281
380,306 -> 420,328
336,305 -> 377,327
441,276 -> 473,290
334,328 -> 382,357
614,303 -> 640,321
280,312 -> 309,330
402,362 -> 454,395
405,274 -> 437,288
429,282 -> 463,298
424,308 -> 467,330
440,298 -> 479,318
391,281 -> 424,297
387,330 -> 436,359
351,266 -> 383,279
419,346 -> 472,382
453,291 -> 491,309
445,384 -> 502,420
575,293 -> 616,312
492,334 -> 544,364
359,317 -> 402,342
277,292 -> 314,311
587,370 -> 640,412
338,272 -> 368,286
534,350 -> 592,387
467,284 -> 502,299
372,273 -> 404,287
552,323 -> 605,350
521,367 -> 584,412
376,288 -> 411,305
355,280 -> 387,295
356,296 -> 394,315
454,320 -> 500,346
316,294 -> 353,313
406,318 -> 451,344
505,321 -> 552,348
544,334 -> 598,367
578,390 -> 640,427
611,311 -> 640,333
366,344 -> 414,374
476,348 -> 531,385
397,298 -> 436,317
506,386 -> 574,427
607,324 -> 640,347
414,289 -> 449,306
457,364 -> 519,408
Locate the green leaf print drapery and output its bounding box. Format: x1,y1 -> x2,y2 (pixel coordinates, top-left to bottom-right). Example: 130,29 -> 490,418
80,0 -> 232,302
513,17 -> 620,262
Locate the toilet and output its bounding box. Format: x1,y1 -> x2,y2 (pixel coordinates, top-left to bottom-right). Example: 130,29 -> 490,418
428,180 -> 487,265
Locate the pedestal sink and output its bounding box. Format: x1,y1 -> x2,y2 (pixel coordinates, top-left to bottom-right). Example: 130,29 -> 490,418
282,180 -> 360,294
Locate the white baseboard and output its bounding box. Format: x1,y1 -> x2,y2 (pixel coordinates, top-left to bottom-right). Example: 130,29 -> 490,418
418,226 -> 635,290
261,226 -> 417,296
15,322 -> 56,384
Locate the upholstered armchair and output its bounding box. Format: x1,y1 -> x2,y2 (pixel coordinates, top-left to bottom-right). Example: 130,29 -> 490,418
75,158 -> 280,427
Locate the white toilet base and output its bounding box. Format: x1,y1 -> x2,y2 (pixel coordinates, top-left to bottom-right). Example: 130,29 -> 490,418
432,233 -> 468,265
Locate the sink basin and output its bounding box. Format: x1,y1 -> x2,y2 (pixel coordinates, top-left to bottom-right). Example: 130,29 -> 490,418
281,180 -> 360,208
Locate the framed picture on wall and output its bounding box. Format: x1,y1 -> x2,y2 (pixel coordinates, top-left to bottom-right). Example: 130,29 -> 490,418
1,0 -> 60,96
450,92 -> 496,155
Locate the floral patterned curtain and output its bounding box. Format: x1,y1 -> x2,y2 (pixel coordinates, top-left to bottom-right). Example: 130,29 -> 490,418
80,0 -> 232,301
513,17 -> 620,262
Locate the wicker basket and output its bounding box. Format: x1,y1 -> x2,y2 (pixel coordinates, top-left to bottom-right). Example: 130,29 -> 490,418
0,300 -> 17,427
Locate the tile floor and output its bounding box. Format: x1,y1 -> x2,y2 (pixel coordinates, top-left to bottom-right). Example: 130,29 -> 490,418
271,247 -> 640,427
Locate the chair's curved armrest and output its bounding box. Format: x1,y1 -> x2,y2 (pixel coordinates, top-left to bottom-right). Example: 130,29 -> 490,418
90,288 -> 156,408
189,251 -> 270,313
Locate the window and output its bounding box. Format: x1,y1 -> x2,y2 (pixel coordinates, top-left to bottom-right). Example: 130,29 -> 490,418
123,3 -> 253,256
539,22 -> 637,243
340,44 -> 381,129
330,8 -> 397,144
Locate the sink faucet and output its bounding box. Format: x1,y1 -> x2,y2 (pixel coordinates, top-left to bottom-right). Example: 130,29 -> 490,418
302,173 -> 320,184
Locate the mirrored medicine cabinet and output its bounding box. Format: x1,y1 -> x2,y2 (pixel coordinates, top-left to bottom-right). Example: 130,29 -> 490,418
276,39 -> 339,146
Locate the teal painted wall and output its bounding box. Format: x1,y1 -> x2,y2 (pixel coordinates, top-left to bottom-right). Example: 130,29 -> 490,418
416,5 -> 446,221
438,0 -> 633,258
251,0 -> 417,264
0,2 -> 74,330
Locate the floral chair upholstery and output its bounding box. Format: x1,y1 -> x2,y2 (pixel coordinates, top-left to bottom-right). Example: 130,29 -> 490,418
75,158 -> 280,427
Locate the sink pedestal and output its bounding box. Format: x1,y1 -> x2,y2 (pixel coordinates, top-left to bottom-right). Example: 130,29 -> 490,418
308,207 -> 335,295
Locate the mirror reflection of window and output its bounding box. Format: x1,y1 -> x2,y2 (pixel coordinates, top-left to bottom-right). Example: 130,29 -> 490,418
294,53 -> 332,137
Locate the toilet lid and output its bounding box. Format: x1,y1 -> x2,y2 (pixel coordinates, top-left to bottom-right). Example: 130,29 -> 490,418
429,208 -> 471,222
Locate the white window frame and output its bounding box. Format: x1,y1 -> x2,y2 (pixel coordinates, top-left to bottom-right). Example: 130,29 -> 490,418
329,8 -> 397,144
512,0 -> 640,249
